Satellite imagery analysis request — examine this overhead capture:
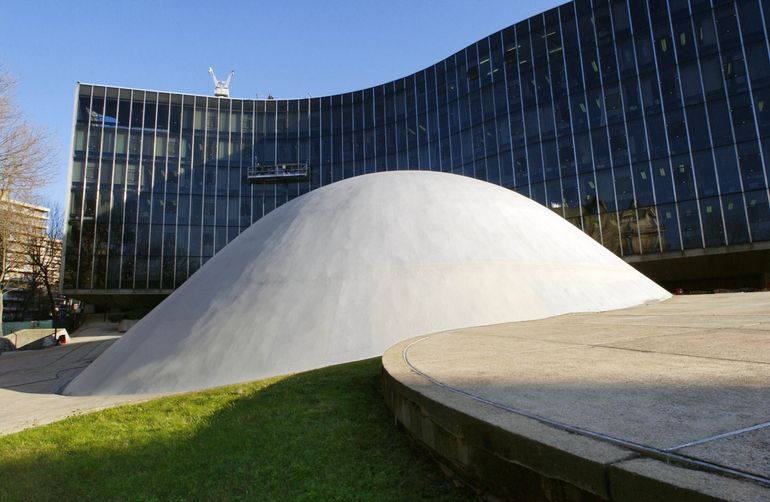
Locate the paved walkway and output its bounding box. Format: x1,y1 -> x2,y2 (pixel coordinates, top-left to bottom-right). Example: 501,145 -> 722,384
0,319 -> 151,436
383,292 -> 770,500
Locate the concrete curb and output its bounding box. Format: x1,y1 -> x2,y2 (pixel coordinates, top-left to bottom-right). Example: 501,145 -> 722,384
381,336 -> 769,502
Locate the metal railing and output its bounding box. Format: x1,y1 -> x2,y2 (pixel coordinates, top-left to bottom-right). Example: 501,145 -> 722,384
247,163 -> 309,182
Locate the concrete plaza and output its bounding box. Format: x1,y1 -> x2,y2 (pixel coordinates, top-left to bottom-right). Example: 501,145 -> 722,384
383,292 -> 770,501
0,318 -> 149,436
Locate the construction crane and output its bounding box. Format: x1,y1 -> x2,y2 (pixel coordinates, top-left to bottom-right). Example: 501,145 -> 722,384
208,67 -> 234,98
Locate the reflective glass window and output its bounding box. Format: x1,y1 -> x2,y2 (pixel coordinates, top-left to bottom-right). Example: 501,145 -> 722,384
699,197 -> 725,247
678,200 -> 703,249
714,146 -> 742,194
745,190 -> 770,240
692,150 -> 719,198
658,203 -> 681,251
737,140 -> 766,191
632,161 -> 655,206
722,194 -> 750,244
685,104 -> 711,151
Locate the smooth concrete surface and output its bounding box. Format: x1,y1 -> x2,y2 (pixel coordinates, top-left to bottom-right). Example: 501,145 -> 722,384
382,292 -> 770,501
66,171 -> 668,396
0,319 -> 151,436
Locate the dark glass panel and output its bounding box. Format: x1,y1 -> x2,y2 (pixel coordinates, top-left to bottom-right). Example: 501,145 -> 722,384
214,197 -> 227,225
538,102 -> 555,141
215,226 -> 227,253
574,131 -> 593,173
634,33 -> 656,74
604,85 -> 624,125
672,155 -> 697,201
175,256 -> 188,287
737,0 -> 764,43
520,66 -> 537,107
626,118 -> 648,163
658,66 -> 682,111
692,150 -> 719,198
587,88 -> 606,128
685,104 -> 711,152
638,71 -> 662,114
149,223 -> 163,257
763,137 -> 770,186
745,190 -> 770,240
609,123 -> 628,166
700,197 -> 726,247
202,226 -> 214,257
616,36 -> 637,79
595,168 -> 617,214
161,255 -> 174,290
570,95 -> 589,132
651,158 -> 675,204
528,141 -> 544,185
92,255 -> 107,290
706,99 -> 734,147
722,48 -> 749,96
745,42 -> 770,93
665,111 -> 689,156
83,185 -> 96,218
134,255 -> 148,289
722,194 -> 750,244
561,173 -> 579,208
611,0 -> 631,35
729,93 -> 755,144
487,154 -> 501,185
188,225 -> 201,257
699,55 -> 724,100
614,165 -> 635,210
714,145 -> 742,194
591,128 -> 610,171
553,96 -> 571,137
714,3 -> 741,49
542,139 -> 558,181
531,181 -> 546,205
632,161 -> 655,206
558,136 -> 575,173
679,61 -> 704,106
512,150 -> 528,190
579,171 -> 598,207
672,14 -> 697,62
658,203 -> 681,251
692,9 -> 718,55
147,256 -> 161,289
678,200 -> 702,249
737,140 -> 767,191
621,77 -> 643,119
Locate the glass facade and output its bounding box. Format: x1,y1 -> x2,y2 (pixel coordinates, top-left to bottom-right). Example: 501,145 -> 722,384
64,0 -> 770,299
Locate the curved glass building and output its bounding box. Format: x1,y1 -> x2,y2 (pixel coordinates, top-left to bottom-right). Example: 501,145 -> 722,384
64,0 -> 770,307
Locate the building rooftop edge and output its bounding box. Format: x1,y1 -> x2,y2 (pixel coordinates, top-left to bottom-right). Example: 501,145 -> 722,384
75,0 -> 573,102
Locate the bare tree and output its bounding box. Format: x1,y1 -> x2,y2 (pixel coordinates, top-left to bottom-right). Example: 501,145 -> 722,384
0,71 -> 53,331
24,203 -> 62,318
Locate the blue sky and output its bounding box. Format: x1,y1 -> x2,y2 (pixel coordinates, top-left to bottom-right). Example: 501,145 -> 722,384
1,0 -> 565,209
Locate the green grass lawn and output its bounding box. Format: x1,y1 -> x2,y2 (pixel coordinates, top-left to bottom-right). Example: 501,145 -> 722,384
0,359 -> 474,501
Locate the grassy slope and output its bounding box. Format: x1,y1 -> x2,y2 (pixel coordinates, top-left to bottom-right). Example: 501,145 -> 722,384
0,359 -> 473,501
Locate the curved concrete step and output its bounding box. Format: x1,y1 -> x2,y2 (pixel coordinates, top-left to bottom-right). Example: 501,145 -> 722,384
382,292 -> 770,501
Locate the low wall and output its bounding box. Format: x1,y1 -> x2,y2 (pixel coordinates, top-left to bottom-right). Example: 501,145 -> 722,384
3,320 -> 53,336
381,336 -> 766,501
1,329 -> 69,351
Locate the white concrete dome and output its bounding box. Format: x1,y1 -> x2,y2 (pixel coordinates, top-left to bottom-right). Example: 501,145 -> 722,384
65,171 -> 670,395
